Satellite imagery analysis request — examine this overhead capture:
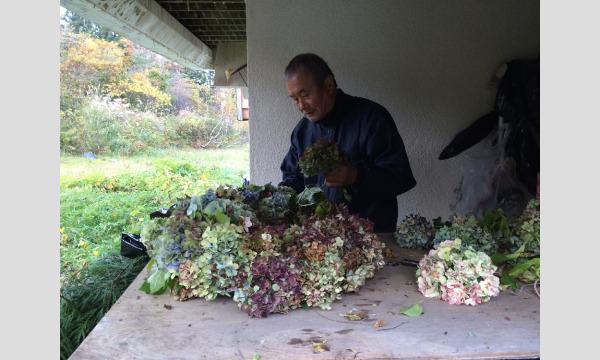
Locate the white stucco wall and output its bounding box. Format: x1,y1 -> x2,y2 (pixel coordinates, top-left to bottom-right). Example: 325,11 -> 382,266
246,0 -> 539,221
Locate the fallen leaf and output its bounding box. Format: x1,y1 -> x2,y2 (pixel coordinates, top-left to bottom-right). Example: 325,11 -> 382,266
373,319 -> 385,329
399,303 -> 423,317
384,247 -> 396,261
312,340 -> 330,353
340,309 -> 369,321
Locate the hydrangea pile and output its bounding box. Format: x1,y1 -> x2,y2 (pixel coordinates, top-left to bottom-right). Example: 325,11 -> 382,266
416,239 -> 500,306
140,182 -> 386,317
394,214 -> 435,249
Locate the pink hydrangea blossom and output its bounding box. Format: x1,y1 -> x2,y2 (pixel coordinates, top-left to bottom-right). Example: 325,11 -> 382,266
416,239 -> 500,306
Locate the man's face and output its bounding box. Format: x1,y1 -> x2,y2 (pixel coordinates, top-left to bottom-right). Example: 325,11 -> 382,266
286,68 -> 336,122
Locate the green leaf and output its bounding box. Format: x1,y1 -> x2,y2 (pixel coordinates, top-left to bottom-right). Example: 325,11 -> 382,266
507,257 -> 540,278
491,253 -> 508,265
139,280 -> 152,294
145,258 -> 156,271
399,303 -> 423,317
314,202 -> 332,217
186,202 -> 198,217
203,200 -> 220,216
145,269 -> 171,294
500,273 -> 519,289
297,186 -> 325,207
492,245 -> 526,265
214,208 -> 230,224
342,188 -> 352,202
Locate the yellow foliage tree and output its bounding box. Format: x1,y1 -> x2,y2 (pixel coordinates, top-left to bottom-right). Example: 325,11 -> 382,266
60,33 -> 133,98
108,70 -> 172,114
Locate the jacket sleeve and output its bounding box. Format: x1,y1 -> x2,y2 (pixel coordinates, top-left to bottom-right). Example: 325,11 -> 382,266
279,130 -> 306,193
349,106 -> 416,205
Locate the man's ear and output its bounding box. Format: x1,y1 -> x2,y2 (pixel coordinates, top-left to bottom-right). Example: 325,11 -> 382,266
324,75 -> 336,93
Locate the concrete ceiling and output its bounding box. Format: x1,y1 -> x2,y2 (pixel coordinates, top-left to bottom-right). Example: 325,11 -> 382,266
61,0 -> 247,70
155,0 -> 246,49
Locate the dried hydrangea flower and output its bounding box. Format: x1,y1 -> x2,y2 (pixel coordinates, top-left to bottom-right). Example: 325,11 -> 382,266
416,239 -> 500,306
394,214 -> 435,249
140,182 -> 386,317
233,255 -> 303,317
509,199 -> 540,255
433,215 -> 497,255
298,139 -> 344,178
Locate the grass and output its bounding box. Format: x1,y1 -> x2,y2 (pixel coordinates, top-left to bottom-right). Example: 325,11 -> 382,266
60,145 -> 249,359
60,146 -> 249,276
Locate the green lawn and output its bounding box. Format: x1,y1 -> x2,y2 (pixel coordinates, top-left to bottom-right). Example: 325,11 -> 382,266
60,146 -> 249,279
60,146 -> 249,359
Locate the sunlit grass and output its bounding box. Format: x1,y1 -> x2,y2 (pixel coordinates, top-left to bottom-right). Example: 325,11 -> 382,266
60,146 -> 249,276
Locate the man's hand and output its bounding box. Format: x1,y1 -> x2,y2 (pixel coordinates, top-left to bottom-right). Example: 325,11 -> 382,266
324,164 -> 358,188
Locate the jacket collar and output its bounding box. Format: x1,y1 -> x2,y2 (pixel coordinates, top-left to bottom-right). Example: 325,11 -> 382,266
317,89 -> 347,129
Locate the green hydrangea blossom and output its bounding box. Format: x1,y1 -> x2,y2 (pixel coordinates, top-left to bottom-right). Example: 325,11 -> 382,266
395,214 -> 434,249
433,215 -> 497,255
509,199 -> 540,255
298,139 -> 344,178
178,224 -> 254,301
301,250 -> 346,310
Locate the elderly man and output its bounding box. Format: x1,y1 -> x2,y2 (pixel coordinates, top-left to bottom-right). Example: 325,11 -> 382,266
279,53 -> 416,233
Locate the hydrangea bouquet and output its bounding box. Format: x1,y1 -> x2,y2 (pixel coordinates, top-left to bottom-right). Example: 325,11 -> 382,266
298,139 -> 351,202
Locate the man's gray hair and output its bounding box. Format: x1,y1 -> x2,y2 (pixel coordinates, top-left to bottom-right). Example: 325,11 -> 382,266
285,53 -> 337,88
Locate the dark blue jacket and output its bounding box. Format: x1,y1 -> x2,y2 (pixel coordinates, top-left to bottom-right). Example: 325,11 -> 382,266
279,89 -> 416,232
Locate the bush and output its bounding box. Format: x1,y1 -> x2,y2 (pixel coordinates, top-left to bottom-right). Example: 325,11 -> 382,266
60,97 -> 248,156
163,113 -> 247,149
60,108 -> 85,153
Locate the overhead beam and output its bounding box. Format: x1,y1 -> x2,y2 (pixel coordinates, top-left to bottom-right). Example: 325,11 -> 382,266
213,41 -> 247,87
60,0 -> 213,70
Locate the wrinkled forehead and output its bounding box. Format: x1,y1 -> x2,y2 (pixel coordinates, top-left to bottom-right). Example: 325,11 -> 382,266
286,67 -> 319,93
287,65 -> 320,84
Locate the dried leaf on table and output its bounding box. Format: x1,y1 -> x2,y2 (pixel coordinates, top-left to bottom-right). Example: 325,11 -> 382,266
312,340 -> 330,353
340,309 -> 369,321
373,319 -> 385,329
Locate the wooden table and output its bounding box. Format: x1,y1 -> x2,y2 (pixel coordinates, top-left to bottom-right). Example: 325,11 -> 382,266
70,240 -> 540,360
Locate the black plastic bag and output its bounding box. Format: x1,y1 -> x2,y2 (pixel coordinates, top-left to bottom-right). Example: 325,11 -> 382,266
439,58 -> 539,196
120,233 -> 147,258
121,203 -> 179,258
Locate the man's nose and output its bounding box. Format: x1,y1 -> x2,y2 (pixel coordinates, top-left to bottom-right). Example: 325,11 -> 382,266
297,98 -> 307,111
